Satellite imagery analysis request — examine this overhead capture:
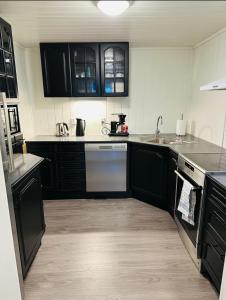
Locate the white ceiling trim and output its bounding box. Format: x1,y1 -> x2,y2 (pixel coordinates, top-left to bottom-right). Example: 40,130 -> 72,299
193,27 -> 226,49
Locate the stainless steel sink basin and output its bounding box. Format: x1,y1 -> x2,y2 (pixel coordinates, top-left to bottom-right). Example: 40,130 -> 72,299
147,137 -> 194,145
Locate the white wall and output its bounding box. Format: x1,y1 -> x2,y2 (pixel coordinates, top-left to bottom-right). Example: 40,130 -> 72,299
14,43 -> 35,138
14,45 -> 193,138
188,29 -> 226,146
0,150 -> 22,300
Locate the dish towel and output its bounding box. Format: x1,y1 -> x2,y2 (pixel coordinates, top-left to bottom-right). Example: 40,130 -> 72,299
177,179 -> 196,226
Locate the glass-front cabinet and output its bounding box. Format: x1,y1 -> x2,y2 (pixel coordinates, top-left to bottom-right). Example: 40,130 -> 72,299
40,42 -> 129,98
0,18 -> 18,98
100,43 -> 129,97
70,43 -> 100,97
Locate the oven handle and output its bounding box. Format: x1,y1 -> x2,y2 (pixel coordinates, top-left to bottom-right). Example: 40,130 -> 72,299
174,170 -> 202,191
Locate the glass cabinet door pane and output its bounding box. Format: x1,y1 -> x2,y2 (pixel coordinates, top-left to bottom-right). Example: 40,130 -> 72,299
105,79 -> 114,94
105,62 -> 114,78
104,48 -> 114,62
115,79 -> 124,93
75,79 -> 86,94
0,76 -> 7,95
7,77 -> 17,98
115,62 -> 124,78
85,47 -> 96,63
115,48 -> 125,62
0,50 -> 5,74
87,79 -> 96,94
75,64 -> 85,78
85,64 -> 95,78
74,48 -> 85,63
1,25 -> 12,52
4,52 -> 14,76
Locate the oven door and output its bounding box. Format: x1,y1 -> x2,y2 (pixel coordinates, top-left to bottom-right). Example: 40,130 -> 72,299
174,169 -> 203,249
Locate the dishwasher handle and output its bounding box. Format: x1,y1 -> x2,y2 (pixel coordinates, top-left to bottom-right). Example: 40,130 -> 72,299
85,143 -> 127,152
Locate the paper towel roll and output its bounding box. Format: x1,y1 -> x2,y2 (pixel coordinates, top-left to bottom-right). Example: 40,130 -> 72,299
176,120 -> 186,136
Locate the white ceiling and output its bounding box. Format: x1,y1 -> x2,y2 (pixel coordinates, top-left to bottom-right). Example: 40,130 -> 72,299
0,1 -> 226,47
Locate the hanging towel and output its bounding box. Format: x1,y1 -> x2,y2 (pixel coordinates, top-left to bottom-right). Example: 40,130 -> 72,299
177,179 -> 194,217
181,190 -> 197,226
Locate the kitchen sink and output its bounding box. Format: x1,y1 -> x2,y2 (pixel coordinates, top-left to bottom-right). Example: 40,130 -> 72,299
147,137 -> 194,145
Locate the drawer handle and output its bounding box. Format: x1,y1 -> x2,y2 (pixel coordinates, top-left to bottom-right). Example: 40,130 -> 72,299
213,211 -> 226,228
212,186 -> 226,202
209,194 -> 226,210
212,244 -> 225,260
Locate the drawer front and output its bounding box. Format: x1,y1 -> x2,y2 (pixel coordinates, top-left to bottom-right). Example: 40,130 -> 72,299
203,230 -> 225,292
57,152 -> 85,169
27,142 -> 54,154
208,180 -> 226,206
205,199 -> 226,249
57,143 -> 84,153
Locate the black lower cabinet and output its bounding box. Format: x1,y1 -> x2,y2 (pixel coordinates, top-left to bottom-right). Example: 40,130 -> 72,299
201,177 -> 226,293
12,166 -> 45,278
130,143 -> 168,209
26,142 -> 56,199
168,150 -> 178,216
56,143 -> 86,195
27,142 -> 86,199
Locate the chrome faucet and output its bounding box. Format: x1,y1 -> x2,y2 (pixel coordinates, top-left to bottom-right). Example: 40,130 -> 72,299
155,115 -> 163,137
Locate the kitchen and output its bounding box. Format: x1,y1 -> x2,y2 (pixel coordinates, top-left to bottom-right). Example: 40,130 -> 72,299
1,1 -> 226,299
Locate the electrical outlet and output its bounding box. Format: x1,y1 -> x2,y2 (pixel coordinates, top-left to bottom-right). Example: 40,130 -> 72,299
101,118 -> 106,126
70,118 -> 76,125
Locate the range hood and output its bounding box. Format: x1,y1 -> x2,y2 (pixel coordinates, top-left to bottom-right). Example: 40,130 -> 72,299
200,77 -> 226,91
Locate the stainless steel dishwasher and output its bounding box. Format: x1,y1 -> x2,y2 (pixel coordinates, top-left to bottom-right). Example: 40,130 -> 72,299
85,143 -> 127,192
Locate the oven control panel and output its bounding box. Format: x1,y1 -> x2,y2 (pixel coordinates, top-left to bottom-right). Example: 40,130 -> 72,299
178,155 -> 205,187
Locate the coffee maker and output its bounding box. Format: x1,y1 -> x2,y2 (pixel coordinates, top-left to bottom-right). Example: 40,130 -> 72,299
108,114 -> 129,136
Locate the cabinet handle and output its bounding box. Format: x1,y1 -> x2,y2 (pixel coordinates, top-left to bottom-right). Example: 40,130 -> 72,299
45,157 -> 52,163
172,158 -> 178,166
43,52 -> 49,94
63,52 -> 68,94
212,244 -> 225,260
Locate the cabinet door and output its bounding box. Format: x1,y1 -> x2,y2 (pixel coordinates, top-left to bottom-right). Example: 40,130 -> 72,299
57,151 -> 86,191
0,21 -> 12,52
26,143 -> 56,193
100,42 -> 129,97
0,75 -> 7,95
13,171 -> 45,277
130,144 -> 168,209
70,43 -> 100,97
40,43 -> 71,97
168,151 -> 178,216
0,18 -> 18,98
202,230 -> 225,292
6,76 -> 17,98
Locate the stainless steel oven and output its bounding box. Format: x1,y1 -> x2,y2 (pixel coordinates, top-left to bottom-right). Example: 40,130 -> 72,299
174,154 -> 205,269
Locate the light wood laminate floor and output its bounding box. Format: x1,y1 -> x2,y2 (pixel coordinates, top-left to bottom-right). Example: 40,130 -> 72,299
24,199 -> 217,300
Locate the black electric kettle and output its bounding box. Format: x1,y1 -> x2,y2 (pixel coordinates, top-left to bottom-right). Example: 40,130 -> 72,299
76,118 -> 86,136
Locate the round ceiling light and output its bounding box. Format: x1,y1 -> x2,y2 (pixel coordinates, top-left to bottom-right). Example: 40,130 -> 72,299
97,1 -> 130,16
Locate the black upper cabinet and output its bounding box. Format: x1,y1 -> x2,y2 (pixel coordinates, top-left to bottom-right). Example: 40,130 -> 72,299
70,43 -> 100,97
40,42 -> 129,98
100,42 -> 129,97
0,18 -> 18,98
1,21 -> 12,52
130,143 -> 168,209
40,43 -> 71,97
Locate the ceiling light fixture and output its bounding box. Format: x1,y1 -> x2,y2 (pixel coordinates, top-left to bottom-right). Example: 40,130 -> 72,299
97,1 -> 130,16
